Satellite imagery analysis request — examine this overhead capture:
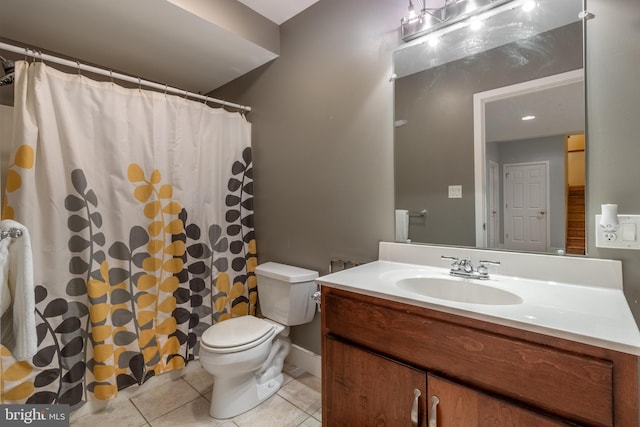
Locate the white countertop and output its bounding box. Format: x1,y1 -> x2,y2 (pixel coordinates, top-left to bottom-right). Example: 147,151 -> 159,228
317,243 -> 640,356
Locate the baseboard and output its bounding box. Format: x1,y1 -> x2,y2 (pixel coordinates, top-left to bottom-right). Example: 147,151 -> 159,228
285,344 -> 321,379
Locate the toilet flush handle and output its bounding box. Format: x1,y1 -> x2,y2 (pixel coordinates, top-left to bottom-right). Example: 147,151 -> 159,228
311,289 -> 321,312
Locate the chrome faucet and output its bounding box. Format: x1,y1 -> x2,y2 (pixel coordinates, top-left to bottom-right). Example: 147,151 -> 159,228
441,256 -> 500,280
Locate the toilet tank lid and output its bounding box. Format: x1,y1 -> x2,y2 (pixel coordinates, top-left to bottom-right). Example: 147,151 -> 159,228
255,262 -> 319,283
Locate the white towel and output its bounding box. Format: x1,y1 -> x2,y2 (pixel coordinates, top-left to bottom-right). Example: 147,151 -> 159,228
395,209 -> 410,243
0,219 -> 37,360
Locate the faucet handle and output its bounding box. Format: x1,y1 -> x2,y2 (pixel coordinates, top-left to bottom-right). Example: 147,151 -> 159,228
441,255 -> 460,270
477,260 -> 500,277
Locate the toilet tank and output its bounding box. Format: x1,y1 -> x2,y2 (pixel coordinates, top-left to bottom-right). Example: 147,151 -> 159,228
255,262 -> 319,326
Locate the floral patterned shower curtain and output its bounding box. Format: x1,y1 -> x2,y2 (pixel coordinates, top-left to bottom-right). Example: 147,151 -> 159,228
0,61 -> 257,407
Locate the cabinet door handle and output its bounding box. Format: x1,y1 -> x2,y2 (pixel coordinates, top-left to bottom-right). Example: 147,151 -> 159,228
428,395 -> 440,427
411,389 -> 421,427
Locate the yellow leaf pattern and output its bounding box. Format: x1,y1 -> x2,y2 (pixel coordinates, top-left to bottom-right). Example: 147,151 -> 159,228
159,277 -> 179,293
2,362 -> 32,382
127,164 -> 146,182
2,144 -> 35,220
5,170 -> 22,192
14,145 -> 35,169
1,144 -> 256,406
2,382 -> 35,401
126,164 -> 188,375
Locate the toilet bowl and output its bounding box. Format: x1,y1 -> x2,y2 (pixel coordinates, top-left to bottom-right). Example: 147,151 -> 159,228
199,262 -> 318,419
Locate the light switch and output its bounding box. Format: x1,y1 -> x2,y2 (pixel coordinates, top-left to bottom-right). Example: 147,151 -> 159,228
448,185 -> 462,198
622,223 -> 637,242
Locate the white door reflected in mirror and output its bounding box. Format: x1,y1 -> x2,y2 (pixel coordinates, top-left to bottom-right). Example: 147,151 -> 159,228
503,162 -> 548,252
473,69 -> 585,254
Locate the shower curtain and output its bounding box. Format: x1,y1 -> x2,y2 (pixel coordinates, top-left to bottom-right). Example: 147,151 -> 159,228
0,61 -> 257,407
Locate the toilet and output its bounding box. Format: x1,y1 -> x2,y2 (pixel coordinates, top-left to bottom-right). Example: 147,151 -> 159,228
199,262 -> 319,419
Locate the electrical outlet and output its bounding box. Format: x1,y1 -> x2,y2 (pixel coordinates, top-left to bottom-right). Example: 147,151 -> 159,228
448,185 -> 462,199
596,214 -> 640,249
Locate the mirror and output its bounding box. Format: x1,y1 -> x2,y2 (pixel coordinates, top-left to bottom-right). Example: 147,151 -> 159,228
393,0 -> 585,255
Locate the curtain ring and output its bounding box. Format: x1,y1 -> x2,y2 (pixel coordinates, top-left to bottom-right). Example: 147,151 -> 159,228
164,84 -> 168,97
109,70 -> 114,84
24,47 -> 28,61
76,60 -> 81,76
137,77 -> 142,91
38,50 -> 44,63
203,96 -> 209,106
184,90 -> 189,100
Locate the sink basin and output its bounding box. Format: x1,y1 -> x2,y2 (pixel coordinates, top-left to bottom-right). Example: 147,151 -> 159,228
395,277 -> 523,305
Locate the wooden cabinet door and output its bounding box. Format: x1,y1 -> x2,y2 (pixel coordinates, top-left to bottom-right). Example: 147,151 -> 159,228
427,374 -> 570,427
324,336 -> 427,426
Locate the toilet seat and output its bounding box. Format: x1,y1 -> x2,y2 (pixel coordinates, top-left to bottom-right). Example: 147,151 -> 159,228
201,316 -> 277,354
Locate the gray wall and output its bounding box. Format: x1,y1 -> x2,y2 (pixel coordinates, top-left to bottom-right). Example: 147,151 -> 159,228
167,0 -> 280,54
394,23 -> 582,247
219,0 -> 640,354
213,0 -> 402,353
587,0 -> 640,318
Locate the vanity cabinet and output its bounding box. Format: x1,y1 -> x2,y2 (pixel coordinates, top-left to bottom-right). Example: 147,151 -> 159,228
427,373 -> 567,426
325,336 -> 427,426
321,286 -> 639,426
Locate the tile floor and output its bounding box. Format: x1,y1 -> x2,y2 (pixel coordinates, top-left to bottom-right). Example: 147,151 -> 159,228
70,363 -> 321,427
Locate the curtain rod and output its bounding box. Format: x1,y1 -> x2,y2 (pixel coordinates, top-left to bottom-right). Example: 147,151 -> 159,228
0,41 -> 251,112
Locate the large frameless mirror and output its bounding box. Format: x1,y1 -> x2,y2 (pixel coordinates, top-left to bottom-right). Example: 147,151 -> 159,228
393,0 -> 586,255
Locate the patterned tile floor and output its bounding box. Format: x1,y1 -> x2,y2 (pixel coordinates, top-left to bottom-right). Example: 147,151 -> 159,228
70,363 -> 321,427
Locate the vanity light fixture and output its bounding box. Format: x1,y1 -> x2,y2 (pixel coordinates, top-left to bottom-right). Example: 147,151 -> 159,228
401,0 -> 536,42
521,115 -> 536,121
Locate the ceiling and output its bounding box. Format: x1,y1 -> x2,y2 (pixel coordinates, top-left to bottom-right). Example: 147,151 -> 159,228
0,0 -> 319,95
486,80 -> 585,143
238,0 -> 320,25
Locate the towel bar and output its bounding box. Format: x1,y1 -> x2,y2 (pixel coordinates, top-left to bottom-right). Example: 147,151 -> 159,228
0,228 -> 23,240
409,209 -> 428,217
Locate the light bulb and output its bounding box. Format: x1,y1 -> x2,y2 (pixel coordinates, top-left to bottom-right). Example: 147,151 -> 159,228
465,0 -> 478,14
428,37 -> 440,47
522,1 -> 537,12
469,16 -> 483,31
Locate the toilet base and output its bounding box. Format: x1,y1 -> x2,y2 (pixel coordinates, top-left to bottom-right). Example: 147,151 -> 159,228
209,372 -> 284,419
208,334 -> 291,419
